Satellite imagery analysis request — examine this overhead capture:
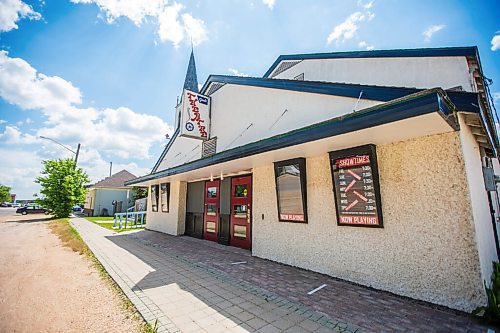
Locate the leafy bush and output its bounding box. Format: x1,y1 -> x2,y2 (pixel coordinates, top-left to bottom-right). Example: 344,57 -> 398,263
473,262 -> 500,325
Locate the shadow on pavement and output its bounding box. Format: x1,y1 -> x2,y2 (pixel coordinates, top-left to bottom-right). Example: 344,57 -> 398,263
104,230 -> 490,333
4,215 -> 54,224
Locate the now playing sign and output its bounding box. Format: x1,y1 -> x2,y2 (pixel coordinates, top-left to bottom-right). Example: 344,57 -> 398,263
329,144 -> 383,228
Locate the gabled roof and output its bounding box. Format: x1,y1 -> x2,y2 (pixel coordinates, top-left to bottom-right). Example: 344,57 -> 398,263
126,88 -> 466,186
89,170 -> 137,188
200,75 -> 480,113
263,46 -> 478,78
151,127 -> 180,173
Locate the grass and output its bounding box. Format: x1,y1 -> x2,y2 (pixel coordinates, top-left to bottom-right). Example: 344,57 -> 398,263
84,216 -> 115,222
48,218 -> 157,333
84,216 -> 146,233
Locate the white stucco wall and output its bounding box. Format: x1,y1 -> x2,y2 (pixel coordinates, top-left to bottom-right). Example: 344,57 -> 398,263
458,113 -> 498,286
273,57 -> 474,92
146,181 -> 187,235
252,131 -> 486,312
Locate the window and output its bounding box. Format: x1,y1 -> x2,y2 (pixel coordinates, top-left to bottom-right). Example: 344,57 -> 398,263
151,185 -> 159,212
274,158 -> 308,223
207,186 -> 217,198
161,183 -> 170,213
329,144 -> 383,228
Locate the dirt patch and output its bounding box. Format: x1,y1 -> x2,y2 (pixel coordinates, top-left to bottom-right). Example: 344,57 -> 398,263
0,212 -> 144,333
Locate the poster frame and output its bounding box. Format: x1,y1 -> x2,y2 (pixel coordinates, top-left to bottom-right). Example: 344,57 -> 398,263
329,144 -> 383,228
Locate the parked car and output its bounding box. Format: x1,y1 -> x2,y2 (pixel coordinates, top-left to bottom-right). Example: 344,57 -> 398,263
0,202 -> 12,207
73,205 -> 84,213
12,203 -> 20,208
16,205 -> 48,215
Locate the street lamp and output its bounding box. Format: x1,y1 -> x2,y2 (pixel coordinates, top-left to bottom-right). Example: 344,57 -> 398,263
39,136 -> 81,168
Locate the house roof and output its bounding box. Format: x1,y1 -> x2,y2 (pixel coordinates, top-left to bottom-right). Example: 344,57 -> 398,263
89,170 -> 137,188
200,75 -> 480,113
126,88 -> 465,186
263,46 -> 478,78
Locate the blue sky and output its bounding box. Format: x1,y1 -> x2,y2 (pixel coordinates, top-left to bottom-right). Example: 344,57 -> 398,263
0,0 -> 499,198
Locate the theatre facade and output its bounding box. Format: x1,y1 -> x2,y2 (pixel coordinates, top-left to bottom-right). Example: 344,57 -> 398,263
127,47 -> 500,312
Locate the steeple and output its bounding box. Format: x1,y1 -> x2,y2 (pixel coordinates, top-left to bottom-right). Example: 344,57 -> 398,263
183,48 -> 199,93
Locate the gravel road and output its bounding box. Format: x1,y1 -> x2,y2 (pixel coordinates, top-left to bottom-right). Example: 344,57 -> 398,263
0,210 -> 142,333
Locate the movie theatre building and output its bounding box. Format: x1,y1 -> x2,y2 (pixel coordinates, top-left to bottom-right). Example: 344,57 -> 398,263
127,47 -> 500,312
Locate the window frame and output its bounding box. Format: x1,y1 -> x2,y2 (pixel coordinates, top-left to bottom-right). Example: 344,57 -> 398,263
273,157 -> 308,223
151,184 -> 159,212
329,144 -> 383,228
160,183 -> 170,213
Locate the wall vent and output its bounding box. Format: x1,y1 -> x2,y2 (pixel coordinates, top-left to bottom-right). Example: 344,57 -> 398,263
202,137 -> 217,157
206,83 -> 225,96
294,73 -> 304,81
270,60 -> 302,78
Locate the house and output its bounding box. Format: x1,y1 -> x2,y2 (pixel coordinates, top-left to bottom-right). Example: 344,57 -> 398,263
85,170 -> 137,216
126,46 -> 500,312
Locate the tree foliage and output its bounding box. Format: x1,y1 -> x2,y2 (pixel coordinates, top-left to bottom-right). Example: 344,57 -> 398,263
0,184 -> 11,202
132,186 -> 148,200
35,159 -> 89,218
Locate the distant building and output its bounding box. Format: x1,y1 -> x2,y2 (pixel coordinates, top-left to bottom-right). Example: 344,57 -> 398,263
127,47 -> 500,312
84,170 -> 136,216
10,194 -> 16,203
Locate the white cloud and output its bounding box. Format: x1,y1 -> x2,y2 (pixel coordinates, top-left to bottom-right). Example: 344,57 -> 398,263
0,0 -> 41,33
25,117 -> 33,124
327,12 -> 364,44
70,0 -> 164,26
72,0 -> 208,48
0,125 -> 37,144
0,50 -> 173,160
423,24 -> 445,42
327,3 -> 375,46
493,92 -> 500,103
362,1 -> 374,9
0,52 -> 173,198
358,41 -> 374,50
181,13 -> 207,46
0,119 -> 6,124
0,50 -> 82,110
0,148 -> 42,198
491,34 -> 500,51
157,3 -> 184,47
228,68 -> 249,77
262,0 -> 275,10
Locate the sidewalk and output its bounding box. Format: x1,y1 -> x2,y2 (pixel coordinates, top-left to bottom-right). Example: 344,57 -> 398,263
72,218 -> 359,332
71,218 -> 489,332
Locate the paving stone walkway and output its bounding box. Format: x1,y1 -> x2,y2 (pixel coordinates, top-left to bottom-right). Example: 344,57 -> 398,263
72,218 -> 360,332
71,218 -> 491,333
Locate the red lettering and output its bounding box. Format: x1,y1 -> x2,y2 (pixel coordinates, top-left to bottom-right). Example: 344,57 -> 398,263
340,214 -> 378,225
186,92 -> 208,138
336,155 -> 370,168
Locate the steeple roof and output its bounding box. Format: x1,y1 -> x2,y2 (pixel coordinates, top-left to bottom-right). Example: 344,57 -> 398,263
183,49 -> 199,93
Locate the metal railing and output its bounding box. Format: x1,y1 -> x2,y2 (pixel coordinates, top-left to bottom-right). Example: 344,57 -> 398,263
113,207 -> 147,230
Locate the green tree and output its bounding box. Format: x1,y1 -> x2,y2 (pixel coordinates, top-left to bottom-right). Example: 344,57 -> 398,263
0,184 -> 11,202
132,186 -> 148,200
35,159 -> 89,218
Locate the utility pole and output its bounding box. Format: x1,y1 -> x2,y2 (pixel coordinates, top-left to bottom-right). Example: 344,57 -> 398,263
39,136 -> 81,169
74,143 -> 81,169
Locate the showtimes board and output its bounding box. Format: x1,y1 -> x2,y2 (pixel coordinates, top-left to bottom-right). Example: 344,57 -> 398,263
329,144 -> 383,228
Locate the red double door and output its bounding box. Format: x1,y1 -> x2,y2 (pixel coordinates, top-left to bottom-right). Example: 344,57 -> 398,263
203,175 -> 252,250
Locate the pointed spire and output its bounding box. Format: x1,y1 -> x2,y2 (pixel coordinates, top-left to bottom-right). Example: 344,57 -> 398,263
183,48 -> 199,93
